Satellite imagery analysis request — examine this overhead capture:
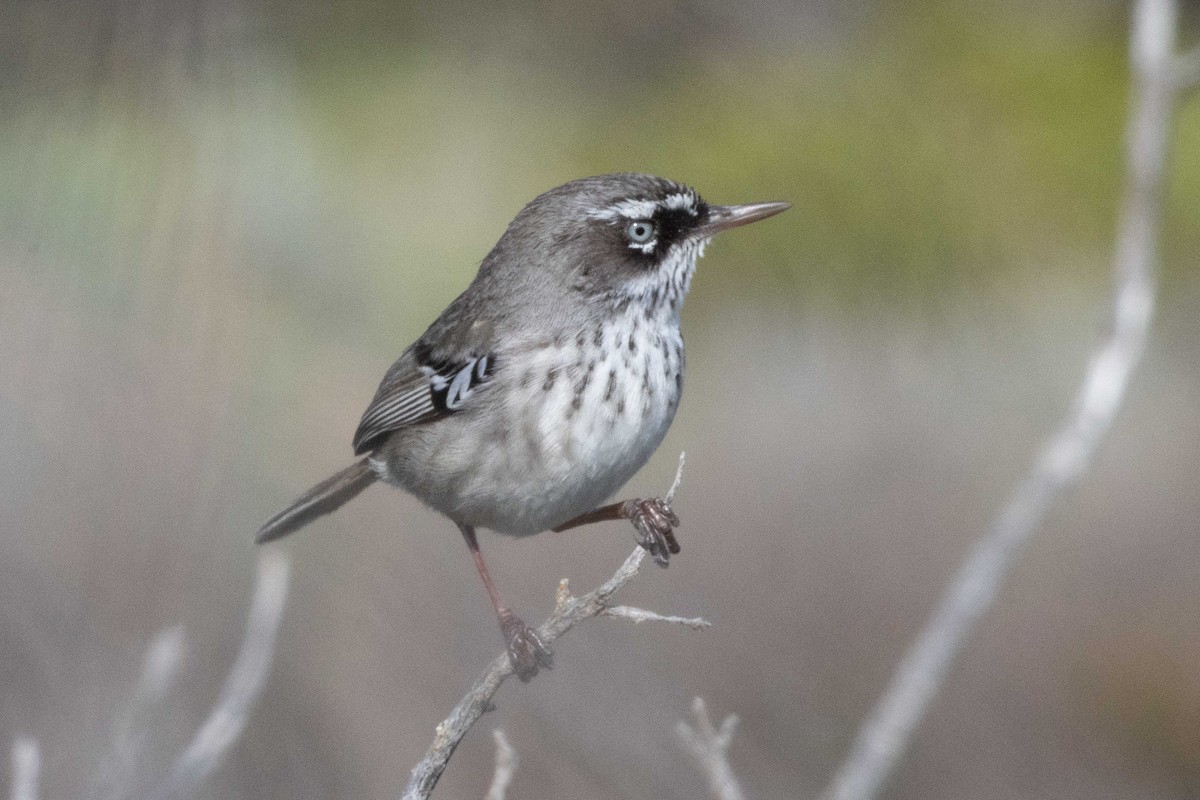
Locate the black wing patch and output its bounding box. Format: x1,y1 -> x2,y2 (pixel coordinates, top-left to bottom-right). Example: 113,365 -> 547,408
352,350 -> 496,455
427,354 -> 494,411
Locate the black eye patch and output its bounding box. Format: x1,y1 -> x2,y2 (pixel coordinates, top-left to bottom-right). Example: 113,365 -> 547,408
625,204 -> 704,262
653,208 -> 693,246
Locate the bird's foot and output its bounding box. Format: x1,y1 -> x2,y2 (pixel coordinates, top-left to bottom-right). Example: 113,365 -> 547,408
624,497 -> 681,568
499,610 -> 553,682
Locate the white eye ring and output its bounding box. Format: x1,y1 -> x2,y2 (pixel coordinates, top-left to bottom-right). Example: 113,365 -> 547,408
626,220 -> 656,244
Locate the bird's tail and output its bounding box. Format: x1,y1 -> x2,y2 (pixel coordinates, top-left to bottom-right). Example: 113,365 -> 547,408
256,459 -> 377,544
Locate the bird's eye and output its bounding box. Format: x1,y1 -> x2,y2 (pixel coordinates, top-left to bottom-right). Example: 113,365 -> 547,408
626,220 -> 656,244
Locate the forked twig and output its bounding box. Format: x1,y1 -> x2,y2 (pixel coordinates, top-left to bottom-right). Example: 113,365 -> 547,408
84,626 -> 186,800
146,551 -> 290,800
12,553 -> 289,800
676,698 -> 746,800
401,453 -> 707,800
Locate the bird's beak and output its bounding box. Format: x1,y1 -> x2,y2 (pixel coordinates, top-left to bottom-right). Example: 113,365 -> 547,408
691,201 -> 790,238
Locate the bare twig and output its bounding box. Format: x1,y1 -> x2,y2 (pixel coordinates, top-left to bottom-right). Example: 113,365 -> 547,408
820,2 -> 1183,799
666,451 -> 686,502
401,454 -> 708,800
84,626 -> 187,800
484,731 -> 517,800
11,554 -> 288,800
146,551 -> 290,800
9,737 -> 40,800
601,606 -> 712,629
676,698 -> 746,800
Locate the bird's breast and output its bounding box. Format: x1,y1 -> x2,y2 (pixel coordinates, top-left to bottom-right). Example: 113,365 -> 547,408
469,308 -> 684,534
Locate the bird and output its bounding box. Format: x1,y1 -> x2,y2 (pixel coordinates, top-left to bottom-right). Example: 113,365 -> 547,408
256,173 -> 788,680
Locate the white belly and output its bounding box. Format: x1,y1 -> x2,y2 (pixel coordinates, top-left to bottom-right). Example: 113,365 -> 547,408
379,311 -> 684,536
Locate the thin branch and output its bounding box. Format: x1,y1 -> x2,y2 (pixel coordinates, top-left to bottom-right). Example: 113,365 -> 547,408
9,737 -> 40,800
84,626 -> 187,800
820,2 -> 1182,799
401,454 -> 707,800
398,547 -> 644,799
484,731 -> 517,800
146,551 -> 290,800
601,606 -> 711,630
665,451 -> 686,503
676,698 -> 746,800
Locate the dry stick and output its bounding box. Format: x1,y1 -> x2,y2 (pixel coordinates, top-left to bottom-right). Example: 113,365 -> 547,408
601,606 -> 711,629
146,551 -> 290,800
821,2 -> 1186,799
676,698 -> 747,800
484,731 -> 517,800
401,454 -> 703,800
9,737 -> 40,800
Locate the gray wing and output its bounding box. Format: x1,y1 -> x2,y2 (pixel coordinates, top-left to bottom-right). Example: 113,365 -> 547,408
352,312 -> 498,455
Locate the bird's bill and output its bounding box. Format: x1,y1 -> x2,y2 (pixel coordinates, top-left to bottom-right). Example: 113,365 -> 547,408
692,201 -> 790,238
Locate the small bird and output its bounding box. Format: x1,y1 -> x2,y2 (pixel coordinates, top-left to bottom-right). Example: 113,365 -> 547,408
257,173 -> 788,679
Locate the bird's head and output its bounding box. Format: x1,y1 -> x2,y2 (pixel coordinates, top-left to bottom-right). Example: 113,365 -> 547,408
492,173 -> 789,313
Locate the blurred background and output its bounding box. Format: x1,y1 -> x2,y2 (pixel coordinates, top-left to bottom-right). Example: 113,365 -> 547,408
2,0 -> 1200,797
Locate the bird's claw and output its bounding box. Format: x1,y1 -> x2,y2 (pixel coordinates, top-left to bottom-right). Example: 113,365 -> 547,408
624,497 -> 681,568
500,611 -> 553,682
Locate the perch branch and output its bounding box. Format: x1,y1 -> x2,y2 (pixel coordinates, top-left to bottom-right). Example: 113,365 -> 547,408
401,453 -> 706,800
820,2 -> 1182,799
85,625 -> 186,800
484,731 -> 517,800
676,698 -> 746,800
146,551 -> 290,800
9,737 -> 40,800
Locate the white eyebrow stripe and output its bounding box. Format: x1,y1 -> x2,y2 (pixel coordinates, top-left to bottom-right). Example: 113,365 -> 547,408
590,198 -> 658,221
662,192 -> 698,214
590,191 -> 699,222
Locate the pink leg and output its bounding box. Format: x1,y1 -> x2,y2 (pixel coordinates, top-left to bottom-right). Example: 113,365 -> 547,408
458,523 -> 553,681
